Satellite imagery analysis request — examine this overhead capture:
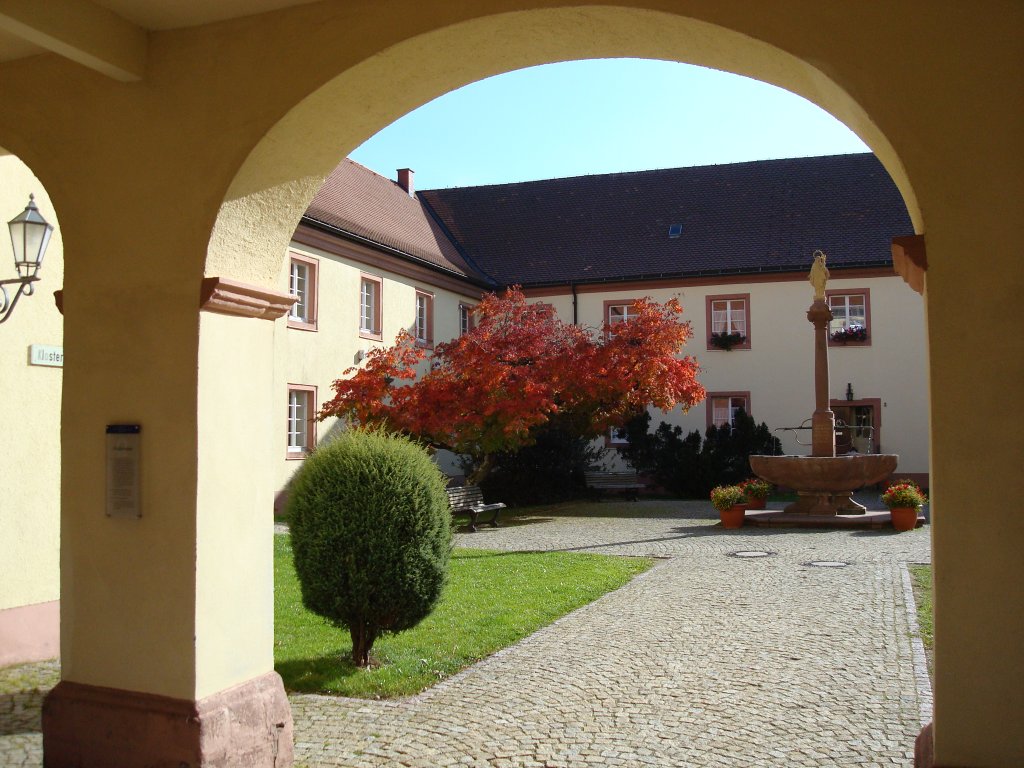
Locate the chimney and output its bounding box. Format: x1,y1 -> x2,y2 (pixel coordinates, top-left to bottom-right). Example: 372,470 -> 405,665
397,168 -> 414,196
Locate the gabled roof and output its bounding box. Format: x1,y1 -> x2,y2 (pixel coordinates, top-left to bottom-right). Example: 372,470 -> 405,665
418,154 -> 913,287
302,159 -> 486,283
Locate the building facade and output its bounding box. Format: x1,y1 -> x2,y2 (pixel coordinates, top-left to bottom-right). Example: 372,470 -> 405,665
276,153 -> 928,495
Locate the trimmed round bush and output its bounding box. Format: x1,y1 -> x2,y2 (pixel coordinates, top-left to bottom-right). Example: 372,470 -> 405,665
286,428 -> 452,666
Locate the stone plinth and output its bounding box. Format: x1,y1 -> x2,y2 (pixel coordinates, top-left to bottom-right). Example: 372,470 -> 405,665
43,671 -> 293,767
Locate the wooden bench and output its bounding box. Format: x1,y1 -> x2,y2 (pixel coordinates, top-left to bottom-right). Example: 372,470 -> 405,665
446,485 -> 505,532
584,471 -> 645,501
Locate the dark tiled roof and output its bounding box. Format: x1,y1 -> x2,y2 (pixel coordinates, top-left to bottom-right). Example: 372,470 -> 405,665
418,154 -> 913,287
303,159 -> 484,282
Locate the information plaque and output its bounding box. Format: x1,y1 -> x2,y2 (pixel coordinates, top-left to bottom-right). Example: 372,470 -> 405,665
106,424 -> 141,518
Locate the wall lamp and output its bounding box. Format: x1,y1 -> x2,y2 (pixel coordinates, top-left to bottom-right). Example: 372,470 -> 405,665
1,195 -> 54,324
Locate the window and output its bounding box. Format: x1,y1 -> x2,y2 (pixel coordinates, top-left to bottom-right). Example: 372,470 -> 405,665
459,303 -> 476,337
706,293 -> 751,350
707,392 -> 751,430
606,300 -> 640,326
607,425 -> 630,448
827,289 -> 871,345
286,385 -> 316,458
287,253 -> 317,330
359,274 -> 382,340
414,290 -> 434,347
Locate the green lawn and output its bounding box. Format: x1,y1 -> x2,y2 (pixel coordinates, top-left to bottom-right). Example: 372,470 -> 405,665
909,564 -> 933,679
913,565 -> 937,667
274,535 -> 653,698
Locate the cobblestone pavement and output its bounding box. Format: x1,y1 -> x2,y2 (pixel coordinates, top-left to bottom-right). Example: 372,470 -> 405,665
0,660 -> 59,767
2,500 -> 931,767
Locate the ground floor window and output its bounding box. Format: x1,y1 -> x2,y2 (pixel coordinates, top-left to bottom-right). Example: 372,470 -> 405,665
707,391 -> 751,429
831,398 -> 881,454
287,385 -> 317,458
607,425 -> 630,448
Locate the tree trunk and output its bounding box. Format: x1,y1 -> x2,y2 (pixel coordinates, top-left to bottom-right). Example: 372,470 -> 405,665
350,623 -> 377,667
466,454 -> 496,486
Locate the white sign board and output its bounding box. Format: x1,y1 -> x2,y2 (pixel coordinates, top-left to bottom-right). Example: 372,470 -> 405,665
106,424 -> 141,519
29,344 -> 63,367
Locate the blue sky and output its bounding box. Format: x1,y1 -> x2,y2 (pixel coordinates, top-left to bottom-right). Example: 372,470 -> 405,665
350,59 -> 869,191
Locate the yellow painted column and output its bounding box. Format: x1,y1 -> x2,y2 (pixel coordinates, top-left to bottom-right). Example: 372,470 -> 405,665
35,155 -> 294,763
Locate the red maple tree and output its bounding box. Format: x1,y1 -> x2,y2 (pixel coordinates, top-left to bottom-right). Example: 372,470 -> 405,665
319,287 -> 705,483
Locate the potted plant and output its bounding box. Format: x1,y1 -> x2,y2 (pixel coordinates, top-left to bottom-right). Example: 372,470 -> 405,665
830,324 -> 868,344
881,479 -> 927,532
710,485 -> 747,528
709,331 -> 747,350
738,478 -> 772,510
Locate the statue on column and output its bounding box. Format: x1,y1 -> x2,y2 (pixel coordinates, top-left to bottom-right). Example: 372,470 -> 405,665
809,249 -> 830,300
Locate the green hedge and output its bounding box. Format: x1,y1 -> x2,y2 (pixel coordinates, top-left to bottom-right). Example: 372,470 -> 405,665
286,428 -> 452,666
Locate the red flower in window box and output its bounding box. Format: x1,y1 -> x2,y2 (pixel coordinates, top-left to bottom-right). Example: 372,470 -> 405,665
830,324 -> 868,344
709,331 -> 746,350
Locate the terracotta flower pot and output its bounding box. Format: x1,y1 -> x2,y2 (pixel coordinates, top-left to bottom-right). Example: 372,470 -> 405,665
890,506 -> 919,532
745,496 -> 767,510
719,504 -> 746,529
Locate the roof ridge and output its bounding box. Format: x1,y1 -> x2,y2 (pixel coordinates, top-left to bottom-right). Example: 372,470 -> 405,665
343,157 -> 404,190
420,152 -> 876,193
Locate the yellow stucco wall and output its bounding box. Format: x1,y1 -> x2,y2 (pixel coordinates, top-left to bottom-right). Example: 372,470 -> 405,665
0,155 -> 62,614
0,2 -> 1018,764
195,311 -> 277,698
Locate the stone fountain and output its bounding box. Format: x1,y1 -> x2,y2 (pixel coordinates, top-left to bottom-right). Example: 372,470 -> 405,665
749,251 -> 897,516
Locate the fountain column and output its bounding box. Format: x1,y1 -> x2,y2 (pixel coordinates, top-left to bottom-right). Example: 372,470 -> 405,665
748,250 -> 898,520
807,298 -> 836,458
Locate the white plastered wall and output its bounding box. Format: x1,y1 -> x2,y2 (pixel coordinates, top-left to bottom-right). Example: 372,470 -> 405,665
532,274 -> 929,476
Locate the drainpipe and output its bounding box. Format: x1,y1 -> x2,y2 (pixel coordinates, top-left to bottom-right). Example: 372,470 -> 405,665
571,282 -> 578,325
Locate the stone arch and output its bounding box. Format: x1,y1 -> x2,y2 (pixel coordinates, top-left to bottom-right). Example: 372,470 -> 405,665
207,5 -> 920,288
0,147 -> 64,667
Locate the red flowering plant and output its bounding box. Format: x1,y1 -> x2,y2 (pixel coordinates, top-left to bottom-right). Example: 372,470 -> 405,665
830,324 -> 868,343
881,479 -> 927,510
319,288 -> 705,485
738,478 -> 772,500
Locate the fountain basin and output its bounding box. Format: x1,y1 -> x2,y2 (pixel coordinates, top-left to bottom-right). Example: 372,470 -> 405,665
750,454 -> 898,516
750,454 -> 898,491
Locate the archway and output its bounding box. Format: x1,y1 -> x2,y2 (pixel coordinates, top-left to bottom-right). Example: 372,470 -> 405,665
201,4 -> 931,761
207,7 -> 920,287
0,149 -> 63,669
3,3 -> 1014,767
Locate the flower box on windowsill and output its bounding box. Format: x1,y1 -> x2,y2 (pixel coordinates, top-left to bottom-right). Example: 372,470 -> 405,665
830,325 -> 868,344
709,331 -> 747,350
